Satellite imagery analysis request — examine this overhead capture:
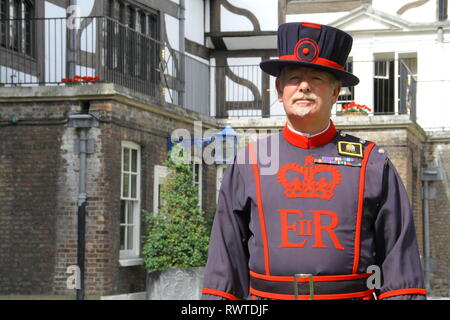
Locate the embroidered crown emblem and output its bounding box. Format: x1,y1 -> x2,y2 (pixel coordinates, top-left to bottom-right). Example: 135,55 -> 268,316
277,156 -> 342,200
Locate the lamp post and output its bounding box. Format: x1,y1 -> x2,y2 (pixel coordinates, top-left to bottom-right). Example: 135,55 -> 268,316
214,125 -> 239,164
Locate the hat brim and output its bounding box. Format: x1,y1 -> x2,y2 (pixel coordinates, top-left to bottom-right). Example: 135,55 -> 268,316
260,59 -> 359,87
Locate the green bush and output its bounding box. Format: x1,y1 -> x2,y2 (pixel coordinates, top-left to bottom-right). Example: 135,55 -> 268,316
142,148 -> 210,272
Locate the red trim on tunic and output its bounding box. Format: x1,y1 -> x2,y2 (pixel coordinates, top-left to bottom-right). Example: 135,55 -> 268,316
250,287 -> 374,300
202,288 -> 241,300
378,288 -> 427,300
248,142 -> 271,275
282,121 -> 337,149
352,142 -> 376,274
249,270 -> 371,282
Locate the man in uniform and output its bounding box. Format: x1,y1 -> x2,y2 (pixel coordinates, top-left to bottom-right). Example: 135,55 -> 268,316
201,22 -> 426,300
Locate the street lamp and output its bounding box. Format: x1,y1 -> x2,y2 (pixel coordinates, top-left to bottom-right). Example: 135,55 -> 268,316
214,124 -> 239,164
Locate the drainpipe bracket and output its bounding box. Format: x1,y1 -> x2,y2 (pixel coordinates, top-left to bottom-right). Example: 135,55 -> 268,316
73,139 -> 95,155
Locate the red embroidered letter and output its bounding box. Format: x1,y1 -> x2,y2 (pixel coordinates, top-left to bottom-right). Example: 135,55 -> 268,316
310,210 -> 344,250
278,209 -> 307,248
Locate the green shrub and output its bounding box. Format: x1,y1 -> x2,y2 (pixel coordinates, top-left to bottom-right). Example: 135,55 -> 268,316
142,148 -> 210,272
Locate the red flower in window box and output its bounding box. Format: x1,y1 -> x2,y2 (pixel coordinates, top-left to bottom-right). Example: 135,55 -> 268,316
61,75 -> 100,84
341,101 -> 371,115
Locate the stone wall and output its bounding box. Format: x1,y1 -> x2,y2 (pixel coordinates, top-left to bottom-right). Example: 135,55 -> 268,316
0,101 -> 79,294
424,131 -> 450,297
0,84 -> 218,297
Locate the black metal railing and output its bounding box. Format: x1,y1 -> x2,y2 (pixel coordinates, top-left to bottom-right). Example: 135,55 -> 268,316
0,16 -> 210,116
0,17 -> 416,120
212,60 -> 416,119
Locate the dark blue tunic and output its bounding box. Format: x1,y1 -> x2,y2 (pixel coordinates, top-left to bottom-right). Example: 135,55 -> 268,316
202,121 -> 426,300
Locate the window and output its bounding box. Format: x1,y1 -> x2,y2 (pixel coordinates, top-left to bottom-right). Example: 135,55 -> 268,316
398,57 -> 417,116
153,165 -> 168,214
216,165 -> 228,203
192,162 -> 202,209
120,142 -> 141,262
153,162 -> 202,214
0,0 -> 34,56
336,61 -> 355,113
373,55 -> 417,115
105,0 -> 160,95
438,0 -> 448,21
374,60 -> 390,80
374,59 -> 395,114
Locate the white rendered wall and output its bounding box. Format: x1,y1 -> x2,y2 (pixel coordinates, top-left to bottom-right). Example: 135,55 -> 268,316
221,0 -> 278,31
372,0 -> 436,23
185,0 -> 205,45
416,42 -> 450,129
287,12 -> 348,25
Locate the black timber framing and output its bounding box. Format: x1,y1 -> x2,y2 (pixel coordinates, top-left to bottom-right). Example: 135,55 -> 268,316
213,50 -> 277,118
286,0 -> 370,14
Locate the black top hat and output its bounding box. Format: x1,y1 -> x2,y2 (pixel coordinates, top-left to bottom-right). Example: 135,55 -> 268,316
260,22 -> 359,87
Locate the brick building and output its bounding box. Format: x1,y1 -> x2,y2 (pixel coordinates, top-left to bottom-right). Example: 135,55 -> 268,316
0,83 -> 218,296
1,0 -> 449,298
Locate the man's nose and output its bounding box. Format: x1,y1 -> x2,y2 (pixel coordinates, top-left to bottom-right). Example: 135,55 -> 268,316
297,79 -> 311,92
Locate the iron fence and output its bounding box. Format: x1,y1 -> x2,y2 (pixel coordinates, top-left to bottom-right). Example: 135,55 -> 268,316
212,60 -> 417,119
0,16 -> 416,120
0,16 -> 210,116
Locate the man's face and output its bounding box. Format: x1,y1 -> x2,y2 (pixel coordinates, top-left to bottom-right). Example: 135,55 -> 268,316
276,66 -> 341,124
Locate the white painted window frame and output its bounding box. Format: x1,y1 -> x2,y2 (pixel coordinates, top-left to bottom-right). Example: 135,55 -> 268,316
153,162 -> 202,215
119,141 -> 142,266
216,164 -> 228,203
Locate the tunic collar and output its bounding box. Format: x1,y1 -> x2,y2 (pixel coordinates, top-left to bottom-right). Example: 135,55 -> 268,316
283,120 -> 337,149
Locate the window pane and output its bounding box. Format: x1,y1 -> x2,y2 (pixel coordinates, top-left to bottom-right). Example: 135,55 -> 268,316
158,183 -> 167,210
194,164 -> 200,184
140,12 -> 146,34
123,148 -> 130,171
375,61 -> 387,78
127,226 -> 134,250
131,149 -> 137,172
131,174 -> 137,198
120,226 -> 125,250
122,173 -> 130,198
127,201 -> 134,224
120,200 -> 126,223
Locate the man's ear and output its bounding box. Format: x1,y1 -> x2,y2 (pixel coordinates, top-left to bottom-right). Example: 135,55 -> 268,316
275,77 -> 283,101
332,83 -> 341,103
